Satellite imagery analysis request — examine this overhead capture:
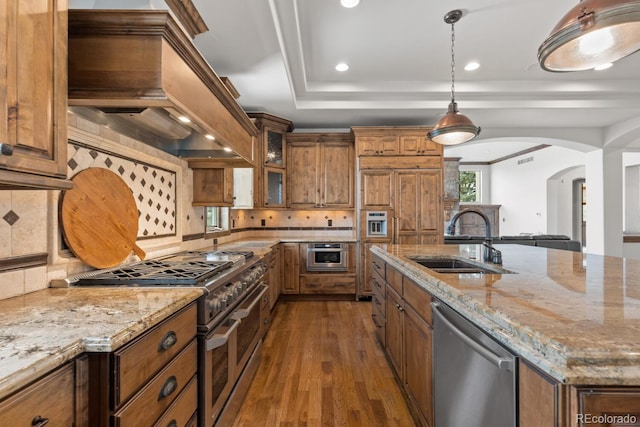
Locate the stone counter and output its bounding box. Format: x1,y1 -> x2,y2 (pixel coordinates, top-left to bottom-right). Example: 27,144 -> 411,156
371,243 -> 640,385
0,287 -> 202,400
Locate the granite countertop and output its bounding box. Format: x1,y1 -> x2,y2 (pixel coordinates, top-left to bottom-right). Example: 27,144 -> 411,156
0,287 -> 202,400
372,243 -> 640,385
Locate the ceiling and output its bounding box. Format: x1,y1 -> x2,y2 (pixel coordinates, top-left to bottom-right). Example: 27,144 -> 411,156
190,0 -> 640,162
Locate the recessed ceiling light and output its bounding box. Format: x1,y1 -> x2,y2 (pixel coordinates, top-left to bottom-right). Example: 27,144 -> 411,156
335,62 -> 349,72
178,115 -> 191,123
205,134 -> 215,140
464,61 -> 480,71
594,62 -> 613,71
223,147 -> 232,152
341,0 -> 360,8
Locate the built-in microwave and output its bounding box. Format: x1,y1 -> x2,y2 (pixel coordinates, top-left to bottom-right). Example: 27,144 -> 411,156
306,243 -> 349,272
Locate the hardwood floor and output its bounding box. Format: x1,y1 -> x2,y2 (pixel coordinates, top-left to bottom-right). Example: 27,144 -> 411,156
232,300 -> 416,427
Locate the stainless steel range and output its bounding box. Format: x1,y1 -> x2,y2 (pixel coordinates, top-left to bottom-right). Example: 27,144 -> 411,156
54,249 -> 269,427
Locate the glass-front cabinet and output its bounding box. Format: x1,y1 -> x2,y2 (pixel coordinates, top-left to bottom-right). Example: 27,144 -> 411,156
248,113 -> 293,208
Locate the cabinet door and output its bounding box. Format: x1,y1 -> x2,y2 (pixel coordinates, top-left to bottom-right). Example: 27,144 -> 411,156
396,171 -> 419,234
322,142 -> 353,208
400,135 -> 440,156
404,304 -> 434,427
361,170 -> 393,208
417,170 -> 442,233
385,285 -> 403,379
396,170 -> 442,240
264,128 -> 285,167
192,168 -> 234,207
233,168 -> 254,208
357,137 -> 380,156
0,0 -> 67,179
576,388 -> 640,427
281,243 -> 300,294
288,142 -> 319,207
264,167 -> 285,207
0,362 -> 75,426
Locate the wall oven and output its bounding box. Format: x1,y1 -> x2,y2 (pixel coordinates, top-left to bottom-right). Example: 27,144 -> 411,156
305,243 -> 349,271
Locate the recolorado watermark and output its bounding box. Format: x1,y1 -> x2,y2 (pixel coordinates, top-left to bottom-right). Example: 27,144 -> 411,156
576,413 -> 637,424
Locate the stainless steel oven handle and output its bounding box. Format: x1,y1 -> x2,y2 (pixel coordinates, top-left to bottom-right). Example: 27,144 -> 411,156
307,248 -> 349,253
431,302 -> 513,372
205,318 -> 240,351
230,285 -> 268,320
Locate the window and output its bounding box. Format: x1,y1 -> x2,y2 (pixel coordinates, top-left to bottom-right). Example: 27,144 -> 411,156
459,170 -> 481,202
205,207 -> 230,237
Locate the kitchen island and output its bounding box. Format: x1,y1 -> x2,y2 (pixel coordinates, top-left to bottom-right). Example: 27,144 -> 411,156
372,243 -> 640,426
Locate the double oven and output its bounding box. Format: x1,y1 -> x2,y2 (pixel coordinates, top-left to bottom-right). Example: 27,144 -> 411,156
55,250 -> 269,427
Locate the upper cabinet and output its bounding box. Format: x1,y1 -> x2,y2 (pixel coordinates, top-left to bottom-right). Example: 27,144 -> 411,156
248,113 -> 294,208
0,0 -> 71,189
352,127 -> 442,157
286,133 -> 354,209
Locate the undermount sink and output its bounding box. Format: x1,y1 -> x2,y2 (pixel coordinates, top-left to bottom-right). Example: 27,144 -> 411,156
408,257 -> 512,274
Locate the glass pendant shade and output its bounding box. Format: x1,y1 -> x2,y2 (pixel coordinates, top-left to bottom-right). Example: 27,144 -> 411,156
538,0 -> 640,72
428,101 -> 481,145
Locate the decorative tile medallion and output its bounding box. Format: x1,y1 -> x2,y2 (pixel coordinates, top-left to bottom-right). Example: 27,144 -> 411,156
68,141 -> 176,238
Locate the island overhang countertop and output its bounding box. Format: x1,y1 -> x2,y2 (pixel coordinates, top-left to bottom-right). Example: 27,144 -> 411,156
372,243 -> 640,385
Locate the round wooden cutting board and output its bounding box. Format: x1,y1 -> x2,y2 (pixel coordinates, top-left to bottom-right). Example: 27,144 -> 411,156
61,167 -> 146,268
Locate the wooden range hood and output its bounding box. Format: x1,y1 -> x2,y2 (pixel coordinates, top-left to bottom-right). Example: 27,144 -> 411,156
68,10 -> 258,167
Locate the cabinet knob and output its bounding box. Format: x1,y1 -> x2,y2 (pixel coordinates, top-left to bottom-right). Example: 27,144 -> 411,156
0,143 -> 14,156
157,331 -> 178,352
31,416 -> 49,426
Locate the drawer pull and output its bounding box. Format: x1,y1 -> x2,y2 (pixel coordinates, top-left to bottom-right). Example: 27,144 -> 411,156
158,376 -> 178,401
167,420 -> 178,427
31,416 -> 49,426
158,331 -> 178,352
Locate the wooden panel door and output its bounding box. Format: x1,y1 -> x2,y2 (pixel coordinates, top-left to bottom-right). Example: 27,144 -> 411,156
280,243 -> 300,294
396,171 -> 419,235
361,170 -> 393,208
288,142 -> 318,207
396,170 -> 443,243
417,170 -> 442,233
0,0 -> 68,182
404,304 -> 434,427
385,285 -> 404,380
321,142 -> 353,208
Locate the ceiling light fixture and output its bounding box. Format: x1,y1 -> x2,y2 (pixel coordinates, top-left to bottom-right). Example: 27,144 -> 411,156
340,0 -> 360,8
205,134 -> 215,140
538,0 -> 640,72
335,62 -> 350,72
464,61 -> 480,71
427,9 -> 480,146
594,61 -> 614,70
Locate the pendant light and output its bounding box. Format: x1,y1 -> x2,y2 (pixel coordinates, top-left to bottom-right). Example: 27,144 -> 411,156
428,9 -> 480,146
538,0 -> 640,72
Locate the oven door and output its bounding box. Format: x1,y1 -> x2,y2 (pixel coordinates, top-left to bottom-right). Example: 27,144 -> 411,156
231,284 -> 268,371
305,243 -> 349,271
200,317 -> 239,427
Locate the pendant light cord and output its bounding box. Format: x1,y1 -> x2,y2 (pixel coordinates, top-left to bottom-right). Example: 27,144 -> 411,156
450,21 -> 456,103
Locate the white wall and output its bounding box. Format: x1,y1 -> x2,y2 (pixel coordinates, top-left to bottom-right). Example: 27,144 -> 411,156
490,146 -> 585,236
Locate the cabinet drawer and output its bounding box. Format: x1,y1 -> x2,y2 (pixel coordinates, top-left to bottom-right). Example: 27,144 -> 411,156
153,376 -> 198,427
114,341 -> 198,427
300,275 -> 356,294
371,255 -> 385,279
371,268 -> 385,301
403,277 -> 432,326
0,362 -> 74,426
371,301 -> 385,344
372,291 -> 385,319
115,303 -> 197,404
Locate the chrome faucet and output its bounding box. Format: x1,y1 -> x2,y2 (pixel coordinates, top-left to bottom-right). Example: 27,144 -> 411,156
447,208 -> 502,264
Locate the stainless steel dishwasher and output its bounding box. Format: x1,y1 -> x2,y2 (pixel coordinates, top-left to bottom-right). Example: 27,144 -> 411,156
432,301 -> 518,427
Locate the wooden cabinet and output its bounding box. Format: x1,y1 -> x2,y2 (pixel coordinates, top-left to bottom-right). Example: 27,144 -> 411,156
0,0 -> 71,189
356,135 -> 399,156
377,262 -> 434,427
519,361 -> 561,427
385,284 -> 404,379
248,113 -> 293,208
395,170 -> 443,244
281,243 -> 300,294
87,303 -> 198,427
0,362 -> 76,426
287,133 -> 354,209
399,134 -> 440,155
572,387 -> 640,427
360,170 -> 393,209
191,167 -> 235,206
